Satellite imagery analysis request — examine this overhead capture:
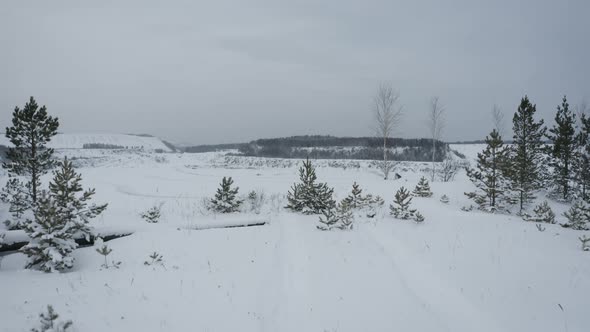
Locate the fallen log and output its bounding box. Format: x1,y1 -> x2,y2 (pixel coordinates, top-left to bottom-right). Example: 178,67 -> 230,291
0,232 -> 132,254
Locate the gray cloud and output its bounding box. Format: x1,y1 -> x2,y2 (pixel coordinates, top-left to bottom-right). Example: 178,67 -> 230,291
1,0 -> 588,144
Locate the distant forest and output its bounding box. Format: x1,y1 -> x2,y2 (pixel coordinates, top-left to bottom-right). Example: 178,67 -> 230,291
183,136 -> 449,162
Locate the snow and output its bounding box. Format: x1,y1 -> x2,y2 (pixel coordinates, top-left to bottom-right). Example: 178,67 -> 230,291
1,147 -> 589,331
0,133 -> 173,152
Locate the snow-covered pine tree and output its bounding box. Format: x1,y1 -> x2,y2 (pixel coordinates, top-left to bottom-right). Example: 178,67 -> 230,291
0,176 -> 30,229
20,191 -> 77,272
510,96 -> 547,213
389,186 -> 416,220
49,157 -> 107,240
547,95 -> 577,201
286,158 -> 335,214
563,201 -> 590,230
465,129 -> 512,212
342,182 -> 367,209
31,305 -> 73,332
440,194 -> 450,204
210,176 -> 243,213
574,114 -> 590,201
141,204 -> 162,223
412,176 -> 433,197
317,201 -> 353,230
414,211 -> 425,223
2,97 -> 59,208
524,201 -> 556,224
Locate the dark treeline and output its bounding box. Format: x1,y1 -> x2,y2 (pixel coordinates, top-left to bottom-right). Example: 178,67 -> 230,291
184,143 -> 246,153
237,136 -> 448,161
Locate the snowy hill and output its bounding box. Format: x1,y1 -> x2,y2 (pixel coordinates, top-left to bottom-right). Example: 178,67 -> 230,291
0,133 -> 174,152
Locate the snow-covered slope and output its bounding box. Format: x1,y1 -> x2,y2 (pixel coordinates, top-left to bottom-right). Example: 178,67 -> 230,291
0,133 -> 173,152
1,148 -> 589,332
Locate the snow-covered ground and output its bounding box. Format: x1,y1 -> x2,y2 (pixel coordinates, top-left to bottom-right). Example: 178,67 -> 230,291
1,146 -> 589,332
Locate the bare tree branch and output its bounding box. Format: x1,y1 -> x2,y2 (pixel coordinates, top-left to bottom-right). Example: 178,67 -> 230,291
492,104 -> 505,137
372,82 -> 403,179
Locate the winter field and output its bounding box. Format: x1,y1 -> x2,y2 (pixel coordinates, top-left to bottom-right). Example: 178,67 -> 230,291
1,144 -> 589,332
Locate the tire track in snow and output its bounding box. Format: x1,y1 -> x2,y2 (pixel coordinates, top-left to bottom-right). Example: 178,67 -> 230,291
360,224 -> 506,332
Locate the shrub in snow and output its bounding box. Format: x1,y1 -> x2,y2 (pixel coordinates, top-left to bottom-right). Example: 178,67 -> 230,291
317,201 -> 353,231
440,194 -> 450,204
246,190 -> 265,214
536,224 -> 546,232
461,205 -> 474,212
21,158 -> 107,272
141,204 -> 162,223
563,201 -> 590,230
0,177 -> 30,230
31,305 -> 72,332
390,187 -> 416,220
286,158 -> 335,214
210,177 -> 243,213
579,235 -> 590,251
523,201 -> 556,224
95,238 -> 121,269
412,177 -> 433,197
144,251 -> 165,267
437,155 -> 461,182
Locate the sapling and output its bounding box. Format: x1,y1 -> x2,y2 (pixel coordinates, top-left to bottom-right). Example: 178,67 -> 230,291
580,235 -> 590,251
144,251 -> 165,267
440,194 -> 450,204
536,224 -> 546,232
95,238 -> 121,269
141,204 -> 162,223
31,305 -> 72,332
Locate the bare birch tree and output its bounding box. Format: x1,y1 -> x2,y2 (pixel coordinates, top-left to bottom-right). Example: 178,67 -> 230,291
372,83 -> 403,179
492,104 -> 505,136
427,97 -> 445,181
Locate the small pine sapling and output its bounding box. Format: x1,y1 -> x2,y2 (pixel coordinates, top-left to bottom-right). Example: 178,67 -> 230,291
390,187 -> 416,220
210,177 -> 243,213
144,251 -> 165,267
317,201 -> 354,231
414,211 -> 425,223
579,235 -> 590,251
31,305 -> 73,332
95,238 -> 121,269
247,190 -> 265,214
524,201 -> 556,224
563,201 -> 590,230
342,182 -> 367,209
286,158 -> 335,214
141,204 -> 162,223
440,194 -> 450,204
412,177 -> 433,197
536,224 -> 546,232
0,177 -> 30,230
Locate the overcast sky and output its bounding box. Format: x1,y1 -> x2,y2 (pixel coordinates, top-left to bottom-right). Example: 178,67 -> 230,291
1,0 -> 589,144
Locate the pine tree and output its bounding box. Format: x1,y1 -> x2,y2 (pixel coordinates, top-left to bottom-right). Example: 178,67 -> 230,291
48,158 -> 107,240
31,305 -> 73,332
510,96 -> 547,212
210,176 -> 243,213
141,205 -> 162,223
2,97 -> 59,207
414,211 -> 425,223
343,182 -> 366,209
0,177 -> 30,229
465,129 -> 512,212
412,176 -> 433,197
524,201 -> 556,224
21,191 -> 77,272
440,194 -> 450,204
286,158 -> 335,214
389,186 -> 416,220
547,96 -> 577,201
317,201 -> 353,230
574,114 -> 590,201
563,201 -> 589,230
